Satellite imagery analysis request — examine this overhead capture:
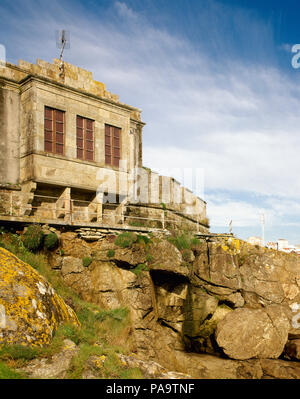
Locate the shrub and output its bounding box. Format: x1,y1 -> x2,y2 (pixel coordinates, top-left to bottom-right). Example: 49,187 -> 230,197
23,225 -> 44,252
0,361 -> 25,379
44,233 -> 58,250
61,323 -> 81,346
0,345 -> 39,361
107,249 -> 115,258
114,232 -> 136,248
128,221 -> 146,227
190,237 -> 201,249
132,263 -> 149,276
182,249 -> 193,262
136,235 -> 152,246
82,257 -> 92,267
146,253 -> 153,263
160,202 -> 167,211
168,233 -> 191,251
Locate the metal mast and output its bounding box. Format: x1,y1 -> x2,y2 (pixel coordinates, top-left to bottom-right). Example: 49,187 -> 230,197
56,30 -> 70,78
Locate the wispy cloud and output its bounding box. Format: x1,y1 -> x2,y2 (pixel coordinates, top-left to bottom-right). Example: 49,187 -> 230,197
1,0 -> 300,241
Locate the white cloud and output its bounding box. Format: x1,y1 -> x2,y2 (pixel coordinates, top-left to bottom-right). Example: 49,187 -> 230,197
114,1 -> 138,20
278,43 -> 293,53
2,0 -> 300,236
206,198 -> 268,227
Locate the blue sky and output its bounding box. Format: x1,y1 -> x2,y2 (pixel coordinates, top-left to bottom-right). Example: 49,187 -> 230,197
1,0 -> 300,243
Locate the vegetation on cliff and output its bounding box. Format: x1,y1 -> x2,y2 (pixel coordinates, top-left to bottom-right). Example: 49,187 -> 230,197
2,225 -> 300,379
0,230 -> 142,379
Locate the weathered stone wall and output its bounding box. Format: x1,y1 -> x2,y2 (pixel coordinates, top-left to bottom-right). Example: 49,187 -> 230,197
0,83 -> 20,184
134,168 -> 207,226
0,59 -> 207,229
0,59 -> 144,188
45,232 -> 300,378
0,186 -> 22,216
125,204 -> 208,232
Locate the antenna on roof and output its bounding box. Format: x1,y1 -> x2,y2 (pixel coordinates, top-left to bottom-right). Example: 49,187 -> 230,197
56,30 -> 70,78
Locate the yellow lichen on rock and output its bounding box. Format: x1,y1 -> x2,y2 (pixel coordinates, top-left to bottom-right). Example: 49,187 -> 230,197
221,237 -> 240,255
0,247 -> 80,347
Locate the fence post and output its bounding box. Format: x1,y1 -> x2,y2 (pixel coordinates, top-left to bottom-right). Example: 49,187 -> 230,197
162,210 -> 165,229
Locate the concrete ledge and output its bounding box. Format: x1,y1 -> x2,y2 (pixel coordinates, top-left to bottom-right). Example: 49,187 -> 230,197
0,215 -> 164,233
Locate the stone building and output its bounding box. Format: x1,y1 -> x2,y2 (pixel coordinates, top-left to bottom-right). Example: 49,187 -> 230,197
0,58 -> 208,232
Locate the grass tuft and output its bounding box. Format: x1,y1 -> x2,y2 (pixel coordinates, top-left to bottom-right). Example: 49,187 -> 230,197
114,232 -> 136,248
0,232 -> 141,379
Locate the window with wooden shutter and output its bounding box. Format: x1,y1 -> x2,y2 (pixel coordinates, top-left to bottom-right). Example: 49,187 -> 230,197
105,124 -> 121,167
76,116 -> 94,161
44,106 -> 65,155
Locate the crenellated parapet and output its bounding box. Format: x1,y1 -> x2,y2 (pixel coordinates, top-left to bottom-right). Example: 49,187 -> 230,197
0,58 -> 142,121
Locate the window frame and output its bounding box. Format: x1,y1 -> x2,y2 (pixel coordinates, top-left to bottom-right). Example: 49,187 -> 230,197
44,106 -> 65,155
76,115 -> 95,162
105,124 -> 121,168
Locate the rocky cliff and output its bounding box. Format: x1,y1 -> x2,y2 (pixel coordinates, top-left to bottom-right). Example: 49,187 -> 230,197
0,246 -> 80,347
45,230 -> 300,379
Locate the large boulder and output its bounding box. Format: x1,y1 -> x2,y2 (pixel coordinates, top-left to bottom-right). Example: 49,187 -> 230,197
56,234 -> 300,377
149,240 -> 188,277
285,339 -> 300,360
18,339 -> 79,378
0,247 -> 80,346
215,305 -> 290,360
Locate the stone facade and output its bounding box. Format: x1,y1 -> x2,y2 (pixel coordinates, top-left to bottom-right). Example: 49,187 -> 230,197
0,58 -> 208,232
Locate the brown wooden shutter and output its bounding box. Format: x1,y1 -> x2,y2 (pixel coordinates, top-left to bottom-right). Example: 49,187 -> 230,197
44,107 -> 53,152
112,127 -> 121,167
105,124 -> 112,165
105,124 -> 121,166
85,118 -> 94,161
44,106 -> 64,154
77,116 -> 84,159
55,110 -> 64,155
77,116 -> 94,161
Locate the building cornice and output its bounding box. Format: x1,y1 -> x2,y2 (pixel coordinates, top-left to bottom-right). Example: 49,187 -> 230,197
2,62 -> 145,125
